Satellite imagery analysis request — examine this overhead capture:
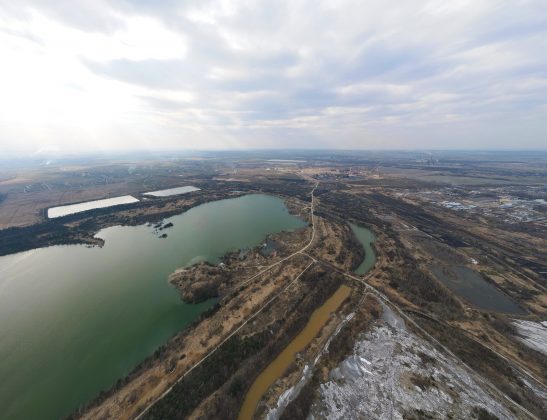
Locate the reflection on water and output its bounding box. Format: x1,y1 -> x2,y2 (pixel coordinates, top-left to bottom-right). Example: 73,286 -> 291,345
430,265 -> 525,314
350,223 -> 376,275
0,194 -> 305,420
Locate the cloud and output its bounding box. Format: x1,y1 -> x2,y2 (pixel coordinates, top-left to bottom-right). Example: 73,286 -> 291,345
0,0 -> 125,33
0,0 -> 546,152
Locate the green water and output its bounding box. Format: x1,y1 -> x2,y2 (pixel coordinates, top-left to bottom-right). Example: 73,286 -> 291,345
0,194 -> 305,420
350,223 -> 376,275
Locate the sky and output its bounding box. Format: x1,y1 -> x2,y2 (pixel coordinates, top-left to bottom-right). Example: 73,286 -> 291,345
0,0 -> 546,153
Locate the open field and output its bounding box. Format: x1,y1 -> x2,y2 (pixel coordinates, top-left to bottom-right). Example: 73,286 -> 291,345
1,150 -> 546,419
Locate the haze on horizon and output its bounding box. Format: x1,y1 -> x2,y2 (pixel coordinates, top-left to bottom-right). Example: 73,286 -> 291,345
1,0 -> 546,154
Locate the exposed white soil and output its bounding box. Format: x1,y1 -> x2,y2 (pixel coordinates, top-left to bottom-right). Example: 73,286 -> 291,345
47,195 -> 139,218
143,186 -> 200,197
513,319 -> 547,356
309,305 -> 514,420
267,312 -> 356,420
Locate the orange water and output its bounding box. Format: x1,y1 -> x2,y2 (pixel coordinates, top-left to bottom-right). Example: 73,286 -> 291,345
238,284 -> 352,420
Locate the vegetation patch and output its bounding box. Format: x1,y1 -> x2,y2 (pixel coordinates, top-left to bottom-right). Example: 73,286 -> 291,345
415,316 -> 546,418
144,266 -> 343,419
280,294 -> 381,420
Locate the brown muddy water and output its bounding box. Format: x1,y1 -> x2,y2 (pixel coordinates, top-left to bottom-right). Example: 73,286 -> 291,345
238,285 -> 352,420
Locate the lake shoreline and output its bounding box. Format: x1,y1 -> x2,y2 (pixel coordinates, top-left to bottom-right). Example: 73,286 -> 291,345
245,224 -> 377,419
0,182 -> 313,257
1,193 -> 309,420
0,187 -> 236,257
71,224 -> 311,419
169,227 -> 309,304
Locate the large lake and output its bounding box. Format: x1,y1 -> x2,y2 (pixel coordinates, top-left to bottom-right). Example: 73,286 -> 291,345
0,194 -> 305,420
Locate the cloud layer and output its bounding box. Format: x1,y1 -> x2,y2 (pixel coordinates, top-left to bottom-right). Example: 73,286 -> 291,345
1,0 -> 546,152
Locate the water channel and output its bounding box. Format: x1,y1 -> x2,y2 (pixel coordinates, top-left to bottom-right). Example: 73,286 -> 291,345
238,224 -> 376,419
